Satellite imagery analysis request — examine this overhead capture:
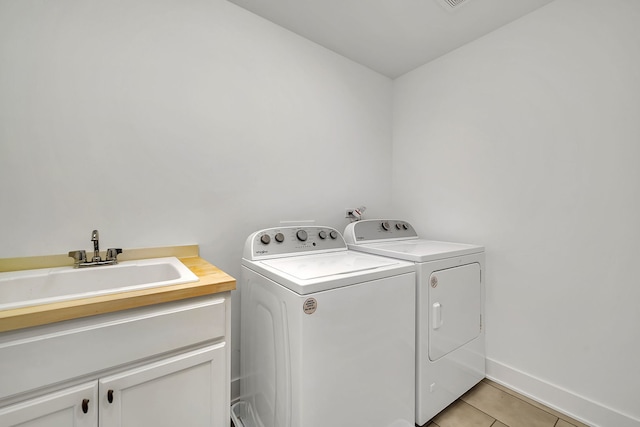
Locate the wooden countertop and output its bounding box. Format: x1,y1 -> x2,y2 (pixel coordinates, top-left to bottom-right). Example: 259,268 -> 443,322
0,251 -> 236,333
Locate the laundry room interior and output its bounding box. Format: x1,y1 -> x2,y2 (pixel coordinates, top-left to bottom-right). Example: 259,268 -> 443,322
1,0 -> 639,426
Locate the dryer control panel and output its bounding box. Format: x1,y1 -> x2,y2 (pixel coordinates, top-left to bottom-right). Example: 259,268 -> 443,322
244,226 -> 346,260
344,219 -> 418,244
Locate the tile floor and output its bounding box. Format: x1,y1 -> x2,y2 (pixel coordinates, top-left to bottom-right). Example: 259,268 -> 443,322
424,379 -> 590,427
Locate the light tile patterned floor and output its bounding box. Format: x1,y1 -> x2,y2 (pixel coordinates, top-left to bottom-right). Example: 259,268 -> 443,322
424,379 -> 590,427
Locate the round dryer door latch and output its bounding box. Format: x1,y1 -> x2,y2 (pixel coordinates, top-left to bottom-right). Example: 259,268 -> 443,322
430,276 -> 438,288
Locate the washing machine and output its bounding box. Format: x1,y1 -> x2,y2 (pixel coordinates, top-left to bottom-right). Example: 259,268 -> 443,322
344,219 -> 485,426
234,226 -> 416,427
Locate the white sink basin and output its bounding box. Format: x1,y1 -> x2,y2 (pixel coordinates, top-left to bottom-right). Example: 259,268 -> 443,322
0,257 -> 199,311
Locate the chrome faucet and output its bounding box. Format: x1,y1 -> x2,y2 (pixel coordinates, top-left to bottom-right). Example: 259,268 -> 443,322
91,229 -> 101,262
68,229 -> 122,268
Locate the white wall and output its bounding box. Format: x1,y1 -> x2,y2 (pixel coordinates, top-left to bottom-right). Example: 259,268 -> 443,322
0,0 -> 393,397
393,0 -> 640,425
4,0 -> 640,425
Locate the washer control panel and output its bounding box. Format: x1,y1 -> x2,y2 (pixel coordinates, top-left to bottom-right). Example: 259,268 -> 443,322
343,219 -> 418,244
245,226 -> 346,259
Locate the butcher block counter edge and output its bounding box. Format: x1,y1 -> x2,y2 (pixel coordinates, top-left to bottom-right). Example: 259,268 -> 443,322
0,245 -> 236,333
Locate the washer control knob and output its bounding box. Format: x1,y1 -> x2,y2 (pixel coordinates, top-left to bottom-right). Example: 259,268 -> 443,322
329,230 -> 338,239
402,223 -> 408,230
296,230 -> 308,241
395,223 -> 402,230
260,234 -> 271,244
381,221 -> 391,231
318,230 -> 327,240
275,232 -> 284,243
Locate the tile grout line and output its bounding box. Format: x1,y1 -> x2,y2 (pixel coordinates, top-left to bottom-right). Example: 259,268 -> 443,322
439,397 -> 503,427
463,382 -> 562,427
420,380 -> 582,427
484,380 -> 554,414
466,400 -> 509,427
481,379 -> 582,427
456,386 -> 509,427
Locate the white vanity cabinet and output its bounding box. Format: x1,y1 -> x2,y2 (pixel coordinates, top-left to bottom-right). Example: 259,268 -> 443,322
0,382 -> 98,427
0,292 -> 230,427
99,344 -> 226,426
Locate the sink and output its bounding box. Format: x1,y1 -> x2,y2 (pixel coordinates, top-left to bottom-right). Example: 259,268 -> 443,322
0,257 -> 199,311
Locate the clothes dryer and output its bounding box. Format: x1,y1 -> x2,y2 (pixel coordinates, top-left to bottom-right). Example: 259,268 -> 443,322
234,226 -> 416,427
344,220 -> 485,426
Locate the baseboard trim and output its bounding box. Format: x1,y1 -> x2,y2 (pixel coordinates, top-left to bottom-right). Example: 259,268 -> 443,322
486,358 -> 639,427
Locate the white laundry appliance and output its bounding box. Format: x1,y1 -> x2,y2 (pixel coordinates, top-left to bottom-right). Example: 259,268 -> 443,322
234,226 -> 416,427
344,220 -> 485,426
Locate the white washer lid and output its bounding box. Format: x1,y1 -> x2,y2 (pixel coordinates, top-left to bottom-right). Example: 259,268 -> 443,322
245,251 -> 414,294
261,251 -> 398,280
348,239 -> 483,263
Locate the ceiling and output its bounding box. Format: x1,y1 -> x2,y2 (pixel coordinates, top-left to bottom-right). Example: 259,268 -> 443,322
227,0 -> 555,78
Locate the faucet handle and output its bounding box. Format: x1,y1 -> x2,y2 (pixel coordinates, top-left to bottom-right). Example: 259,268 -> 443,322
68,250 -> 87,265
106,248 -> 123,262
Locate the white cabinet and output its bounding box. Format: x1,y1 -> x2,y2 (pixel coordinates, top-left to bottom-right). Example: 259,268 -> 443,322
0,293 -> 230,427
99,344 -> 226,427
0,382 -> 98,427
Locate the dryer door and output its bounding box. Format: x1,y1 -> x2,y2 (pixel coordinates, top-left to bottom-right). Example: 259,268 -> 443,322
428,263 -> 481,361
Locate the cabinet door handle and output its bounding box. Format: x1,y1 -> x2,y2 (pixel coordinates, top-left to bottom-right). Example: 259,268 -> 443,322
107,389 -> 114,403
82,399 -> 90,414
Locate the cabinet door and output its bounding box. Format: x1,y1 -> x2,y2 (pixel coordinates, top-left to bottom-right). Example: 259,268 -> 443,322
0,382 -> 98,427
99,343 -> 226,427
